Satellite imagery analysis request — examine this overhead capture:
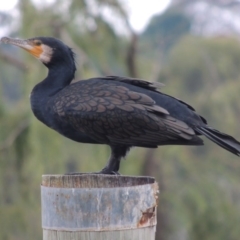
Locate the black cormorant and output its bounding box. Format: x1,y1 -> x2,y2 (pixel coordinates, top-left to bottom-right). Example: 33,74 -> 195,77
1,36 -> 240,174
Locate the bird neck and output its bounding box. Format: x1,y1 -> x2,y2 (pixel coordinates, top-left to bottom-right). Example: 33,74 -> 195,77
30,63 -> 75,126
34,63 -> 76,97
46,64 -> 75,94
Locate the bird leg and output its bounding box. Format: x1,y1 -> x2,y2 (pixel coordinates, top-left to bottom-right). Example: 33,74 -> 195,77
65,145 -> 131,175
98,145 -> 131,175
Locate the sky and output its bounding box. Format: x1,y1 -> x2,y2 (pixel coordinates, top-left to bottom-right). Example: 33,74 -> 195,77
0,0 -> 170,32
124,0 -> 170,31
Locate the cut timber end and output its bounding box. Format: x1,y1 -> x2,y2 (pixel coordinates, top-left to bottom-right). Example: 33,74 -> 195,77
41,174 -> 159,240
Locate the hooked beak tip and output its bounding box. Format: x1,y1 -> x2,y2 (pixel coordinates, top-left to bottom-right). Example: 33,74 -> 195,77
1,36 -> 12,44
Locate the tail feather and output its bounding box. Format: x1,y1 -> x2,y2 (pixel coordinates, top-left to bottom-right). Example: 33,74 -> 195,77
195,126 -> 240,157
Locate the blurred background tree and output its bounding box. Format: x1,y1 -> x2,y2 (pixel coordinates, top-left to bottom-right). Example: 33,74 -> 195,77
0,0 -> 240,239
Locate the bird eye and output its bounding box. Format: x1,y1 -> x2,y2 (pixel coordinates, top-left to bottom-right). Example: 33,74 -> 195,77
35,41 -> 41,46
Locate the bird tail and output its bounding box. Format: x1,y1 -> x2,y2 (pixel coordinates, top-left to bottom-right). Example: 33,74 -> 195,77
195,126 -> 240,156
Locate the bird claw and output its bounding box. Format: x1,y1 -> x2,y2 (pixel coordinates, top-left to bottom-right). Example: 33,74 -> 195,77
97,167 -> 120,175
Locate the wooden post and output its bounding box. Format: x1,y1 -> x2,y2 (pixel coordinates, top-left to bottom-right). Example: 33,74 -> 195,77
41,174 -> 159,240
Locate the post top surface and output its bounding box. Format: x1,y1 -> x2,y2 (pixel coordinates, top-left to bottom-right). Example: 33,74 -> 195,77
42,174 -> 155,188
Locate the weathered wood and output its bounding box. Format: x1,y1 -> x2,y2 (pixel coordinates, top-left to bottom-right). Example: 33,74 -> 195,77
42,174 -> 159,240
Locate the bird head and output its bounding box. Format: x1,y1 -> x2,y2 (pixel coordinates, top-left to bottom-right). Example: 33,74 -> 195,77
1,36 -> 76,71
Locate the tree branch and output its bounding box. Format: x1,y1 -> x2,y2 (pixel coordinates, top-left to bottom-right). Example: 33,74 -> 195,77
126,32 -> 138,78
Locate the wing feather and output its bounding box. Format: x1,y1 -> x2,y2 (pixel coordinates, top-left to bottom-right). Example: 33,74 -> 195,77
51,79 -> 200,146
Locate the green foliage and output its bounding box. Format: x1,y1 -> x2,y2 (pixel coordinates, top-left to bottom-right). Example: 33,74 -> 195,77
142,10 -> 191,54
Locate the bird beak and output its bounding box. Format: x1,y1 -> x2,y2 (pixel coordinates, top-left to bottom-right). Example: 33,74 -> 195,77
1,36 -> 43,58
